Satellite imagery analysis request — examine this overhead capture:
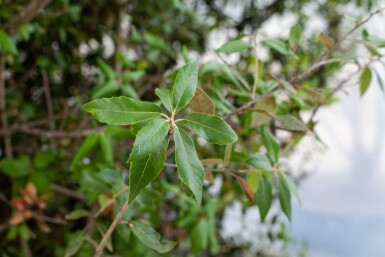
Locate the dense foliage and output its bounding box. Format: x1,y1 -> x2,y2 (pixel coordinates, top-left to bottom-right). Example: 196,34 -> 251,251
0,0 -> 384,256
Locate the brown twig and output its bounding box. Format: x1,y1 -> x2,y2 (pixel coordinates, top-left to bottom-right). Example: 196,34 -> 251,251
42,71 -> 56,148
0,53 -> 13,157
251,32 -> 259,100
31,212 -> 67,225
0,126 -> 102,138
290,6 -> 385,83
51,184 -> 86,201
4,0 -> 52,31
94,200 -> 129,257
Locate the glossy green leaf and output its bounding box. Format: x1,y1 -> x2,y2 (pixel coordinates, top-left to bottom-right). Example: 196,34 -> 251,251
155,88 -> 173,113
246,153 -> 272,171
83,96 -> 162,125
128,118 -> 170,162
256,175 -> 272,222
186,88 -> 215,114
289,24 -> 301,50
275,115 -> 308,132
129,220 -> 176,253
279,172 -> 301,205
129,138 -> 168,203
217,39 -> 251,54
65,209 -> 90,220
261,126 -> 280,163
71,133 -> 99,169
0,155 -> 30,178
360,67 -> 372,96
171,61 -> 198,113
174,127 -> 204,205
262,39 -> 293,56
64,231 -> 85,257
278,174 -> 292,221
180,113 -> 237,145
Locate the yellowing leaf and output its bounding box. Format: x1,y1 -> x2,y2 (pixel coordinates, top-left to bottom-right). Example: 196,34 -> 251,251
186,88 -> 215,115
318,32 -> 334,48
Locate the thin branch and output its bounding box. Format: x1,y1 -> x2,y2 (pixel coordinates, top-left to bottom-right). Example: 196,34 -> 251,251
0,126 -> 102,138
51,184 -> 86,201
4,0 -> 52,31
290,6 -> 385,83
291,58 -> 350,83
251,32 -> 259,99
31,212 -> 67,225
0,53 -> 12,157
42,71 -> 56,148
94,201 -> 130,257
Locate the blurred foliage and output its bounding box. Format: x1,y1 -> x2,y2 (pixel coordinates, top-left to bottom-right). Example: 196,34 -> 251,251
0,0 -> 384,256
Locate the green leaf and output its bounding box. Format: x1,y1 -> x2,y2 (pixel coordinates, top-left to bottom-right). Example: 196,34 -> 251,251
217,39 -> 251,54
104,125 -> 134,139
83,96 -> 162,125
246,153 -> 272,171
171,61 -> 198,113
190,219 -> 209,253
121,83 -> 139,99
289,24 -> 301,50
261,126 -> 280,163
92,81 -> 118,99
247,172 -> 259,192
0,31 -> 17,55
262,39 -> 293,56
129,220 -> 176,253
97,59 -> 116,80
33,150 -> 55,169
186,88 -> 215,114
180,113 -> 237,145
359,67 -> 372,96
65,209 -> 90,220
71,134 -> 99,169
0,155 -> 30,178
122,70 -> 145,82
174,127 -> 204,205
128,138 -> 168,203
256,175 -> 272,222
278,173 -> 292,221
181,45 -> 191,63
64,231 -> 85,257
100,133 -> 113,164
275,115 -> 308,132
279,172 -> 301,205
128,118 -> 170,162
155,88 -> 173,113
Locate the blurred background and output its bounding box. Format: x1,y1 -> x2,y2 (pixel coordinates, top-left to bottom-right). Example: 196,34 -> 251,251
1,0 -> 384,256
